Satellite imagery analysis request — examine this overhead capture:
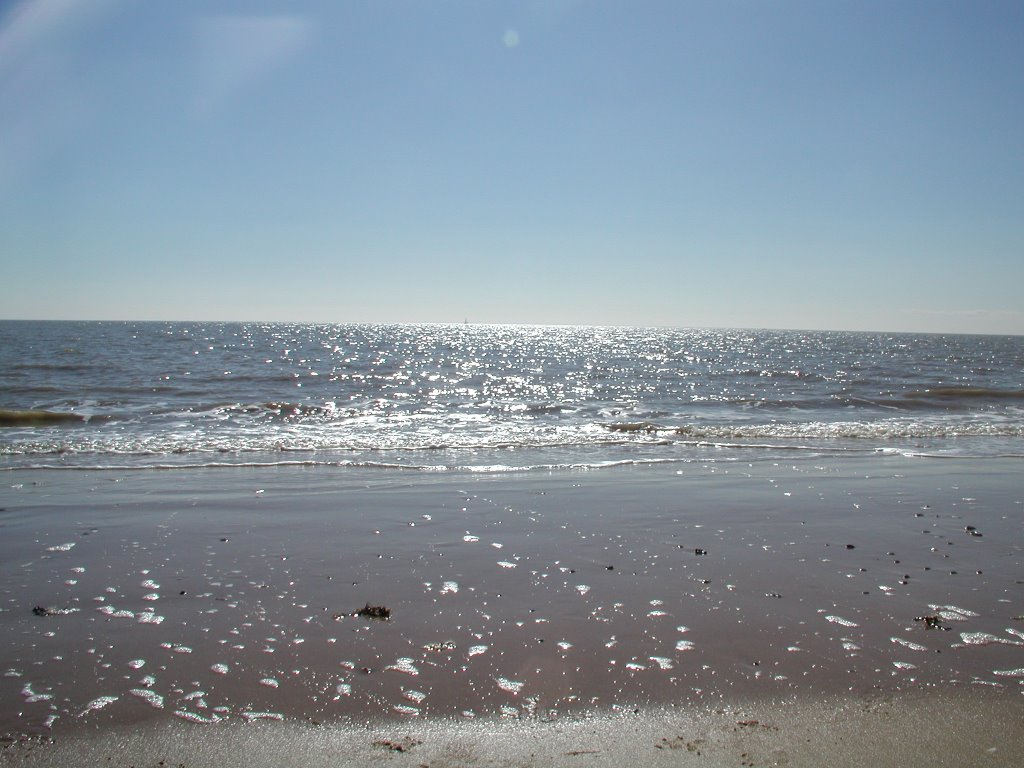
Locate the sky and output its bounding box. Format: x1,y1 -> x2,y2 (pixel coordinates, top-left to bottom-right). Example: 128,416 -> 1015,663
1,0 -> 1022,334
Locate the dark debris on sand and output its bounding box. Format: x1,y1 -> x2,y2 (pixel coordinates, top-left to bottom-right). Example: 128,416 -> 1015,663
914,615 -> 950,630
372,737 -> 421,753
31,605 -> 78,617
355,603 -> 391,620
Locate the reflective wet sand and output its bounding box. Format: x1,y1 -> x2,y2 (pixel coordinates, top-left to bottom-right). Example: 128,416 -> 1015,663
2,458 -> 1022,763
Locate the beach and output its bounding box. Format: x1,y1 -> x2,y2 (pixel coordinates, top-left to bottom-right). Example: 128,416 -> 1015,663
3,456 -> 1022,765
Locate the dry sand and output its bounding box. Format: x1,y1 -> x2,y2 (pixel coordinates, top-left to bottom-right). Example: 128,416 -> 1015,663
2,457 -> 1022,764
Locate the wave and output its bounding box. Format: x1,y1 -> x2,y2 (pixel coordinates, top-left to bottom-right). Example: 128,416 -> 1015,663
0,454 -> 814,474
9,446 -> 1022,474
0,409 -> 85,427
902,386 -> 1024,402
670,421 -> 1024,440
2,414 -> 1022,457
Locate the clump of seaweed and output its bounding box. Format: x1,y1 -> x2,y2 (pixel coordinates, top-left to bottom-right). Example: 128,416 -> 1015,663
356,603 -> 391,620
914,615 -> 948,630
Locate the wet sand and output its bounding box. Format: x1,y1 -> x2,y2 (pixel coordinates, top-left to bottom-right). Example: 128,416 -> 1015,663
2,457 -> 1023,764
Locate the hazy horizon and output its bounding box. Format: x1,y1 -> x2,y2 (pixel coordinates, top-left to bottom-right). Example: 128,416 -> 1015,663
3,316 -> 1022,338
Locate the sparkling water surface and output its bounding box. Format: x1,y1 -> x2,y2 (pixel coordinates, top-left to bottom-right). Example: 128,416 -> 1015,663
1,321 -> 1022,469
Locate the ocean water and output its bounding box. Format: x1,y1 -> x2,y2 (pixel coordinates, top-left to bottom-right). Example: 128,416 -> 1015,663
1,321 -> 1022,471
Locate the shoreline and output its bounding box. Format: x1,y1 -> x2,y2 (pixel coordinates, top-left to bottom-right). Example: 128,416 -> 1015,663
2,456 -> 1023,760
4,688 -> 1023,767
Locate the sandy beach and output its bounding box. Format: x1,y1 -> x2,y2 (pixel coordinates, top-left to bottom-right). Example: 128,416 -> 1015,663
2,456 -> 1023,765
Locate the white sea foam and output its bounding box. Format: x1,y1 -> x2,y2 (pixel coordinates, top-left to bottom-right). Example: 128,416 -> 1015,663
97,606 -> 134,619
173,710 -> 222,724
929,604 -> 978,621
241,711 -> 284,722
403,689 -> 427,704
385,658 -> 419,676
891,637 -> 928,652
79,696 -> 118,716
960,632 -> 1024,647
495,676 -> 524,694
129,689 -> 164,708
21,683 -> 53,703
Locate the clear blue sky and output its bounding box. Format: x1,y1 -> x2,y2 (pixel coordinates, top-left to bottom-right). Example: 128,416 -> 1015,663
2,0 -> 1022,333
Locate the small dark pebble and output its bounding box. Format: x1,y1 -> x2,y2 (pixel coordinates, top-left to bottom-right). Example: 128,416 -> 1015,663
220,538 -> 229,542
32,605 -> 50,617
179,590 -> 187,596
606,565 -> 614,570
965,525 -> 976,531
845,544 -> 855,549
695,548 -> 707,556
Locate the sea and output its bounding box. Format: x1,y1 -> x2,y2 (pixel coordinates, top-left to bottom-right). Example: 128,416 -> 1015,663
1,321 -> 1022,472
